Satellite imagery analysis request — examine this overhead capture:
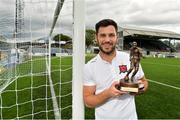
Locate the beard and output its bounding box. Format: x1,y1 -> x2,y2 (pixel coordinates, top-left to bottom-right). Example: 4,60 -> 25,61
98,42 -> 116,55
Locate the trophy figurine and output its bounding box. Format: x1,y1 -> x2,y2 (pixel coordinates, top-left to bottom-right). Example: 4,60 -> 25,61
116,41 -> 143,92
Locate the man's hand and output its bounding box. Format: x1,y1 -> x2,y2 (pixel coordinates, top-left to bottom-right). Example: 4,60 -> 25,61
107,81 -> 127,97
130,77 -> 148,96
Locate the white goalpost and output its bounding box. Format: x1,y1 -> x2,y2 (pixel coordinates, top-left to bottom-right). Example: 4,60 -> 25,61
0,0 -> 85,119
72,0 -> 85,119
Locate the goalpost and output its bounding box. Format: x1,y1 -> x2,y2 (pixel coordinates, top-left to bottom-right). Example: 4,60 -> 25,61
0,0 -> 85,119
72,0 -> 85,119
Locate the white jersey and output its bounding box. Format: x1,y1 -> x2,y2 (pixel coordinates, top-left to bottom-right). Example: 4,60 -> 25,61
83,51 -> 144,120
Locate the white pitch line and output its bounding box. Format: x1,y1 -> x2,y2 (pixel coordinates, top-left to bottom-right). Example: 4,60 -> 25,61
142,61 -> 180,67
147,79 -> 180,90
142,62 -> 180,68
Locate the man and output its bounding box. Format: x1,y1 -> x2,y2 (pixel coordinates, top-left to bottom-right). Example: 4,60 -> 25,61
83,19 -> 148,119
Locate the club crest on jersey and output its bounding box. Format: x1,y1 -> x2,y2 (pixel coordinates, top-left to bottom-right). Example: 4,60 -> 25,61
119,65 -> 127,73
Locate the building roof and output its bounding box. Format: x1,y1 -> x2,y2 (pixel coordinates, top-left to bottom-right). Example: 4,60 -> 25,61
119,26 -> 180,40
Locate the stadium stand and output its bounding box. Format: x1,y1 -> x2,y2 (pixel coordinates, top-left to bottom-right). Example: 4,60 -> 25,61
118,26 -> 180,54
123,39 -> 174,52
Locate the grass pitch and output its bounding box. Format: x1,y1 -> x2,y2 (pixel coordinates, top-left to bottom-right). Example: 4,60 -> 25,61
0,56 -> 180,119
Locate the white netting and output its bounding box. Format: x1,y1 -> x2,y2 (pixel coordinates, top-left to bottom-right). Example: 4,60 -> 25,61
0,0 -> 74,119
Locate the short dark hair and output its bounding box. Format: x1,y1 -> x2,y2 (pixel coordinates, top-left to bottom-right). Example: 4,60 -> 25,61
95,19 -> 118,34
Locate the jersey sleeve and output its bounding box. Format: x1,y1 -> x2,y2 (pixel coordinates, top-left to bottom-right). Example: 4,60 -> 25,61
83,64 -> 96,86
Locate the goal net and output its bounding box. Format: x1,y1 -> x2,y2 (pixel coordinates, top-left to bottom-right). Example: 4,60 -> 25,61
0,0 -> 85,119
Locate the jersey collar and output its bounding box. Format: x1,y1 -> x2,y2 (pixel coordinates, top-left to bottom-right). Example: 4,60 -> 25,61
97,50 -> 118,64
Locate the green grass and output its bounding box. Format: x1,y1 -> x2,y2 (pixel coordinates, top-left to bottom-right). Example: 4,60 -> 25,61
0,56 -> 180,119
0,56 -> 71,119
136,57 -> 180,119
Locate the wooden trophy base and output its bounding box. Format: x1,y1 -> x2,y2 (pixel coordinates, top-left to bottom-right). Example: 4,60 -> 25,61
115,78 -> 140,93
120,81 -> 139,93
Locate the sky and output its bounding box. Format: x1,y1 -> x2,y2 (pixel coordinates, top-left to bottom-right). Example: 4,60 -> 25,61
0,0 -> 180,40
85,0 -> 180,34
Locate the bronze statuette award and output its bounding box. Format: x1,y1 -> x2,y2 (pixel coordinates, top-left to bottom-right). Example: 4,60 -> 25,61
116,41 -> 144,93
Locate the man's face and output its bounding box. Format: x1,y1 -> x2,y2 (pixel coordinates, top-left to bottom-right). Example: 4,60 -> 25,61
96,25 -> 118,55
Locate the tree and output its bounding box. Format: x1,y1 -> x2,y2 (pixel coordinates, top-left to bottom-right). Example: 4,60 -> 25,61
53,30 -> 96,49
86,29 -> 95,48
53,34 -> 72,41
